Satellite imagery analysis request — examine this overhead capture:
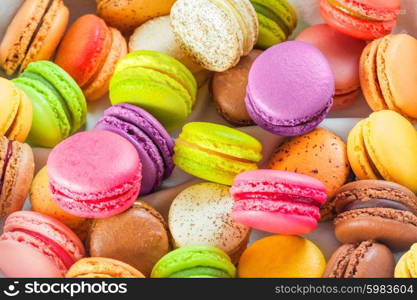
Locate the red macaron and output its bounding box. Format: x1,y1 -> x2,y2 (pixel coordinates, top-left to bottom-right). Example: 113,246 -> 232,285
319,0 -> 401,40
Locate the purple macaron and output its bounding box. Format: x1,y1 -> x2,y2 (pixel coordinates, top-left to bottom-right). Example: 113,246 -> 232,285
95,103 -> 174,195
245,41 -> 335,136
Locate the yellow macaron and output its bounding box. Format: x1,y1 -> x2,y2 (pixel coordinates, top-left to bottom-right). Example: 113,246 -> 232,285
347,110 -> 417,193
395,243 -> 417,278
0,78 -> 32,142
238,235 -> 326,278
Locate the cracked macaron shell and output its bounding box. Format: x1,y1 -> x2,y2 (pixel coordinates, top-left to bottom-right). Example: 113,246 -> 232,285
360,34 -> 417,120
0,136 -> 34,218
169,182 -> 250,263
323,240 -> 394,278
347,110 -> 417,193
0,0 -> 69,75
66,257 -> 145,278
88,201 -> 170,277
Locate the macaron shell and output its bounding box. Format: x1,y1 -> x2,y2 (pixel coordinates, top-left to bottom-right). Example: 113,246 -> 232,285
55,14 -> 112,87
20,0 -> 69,72
0,239 -> 63,277
0,0 -> 48,75
83,27 -> 127,101
168,183 -> 250,262
30,167 -> 91,241
211,50 -> 261,125
395,243 -> 417,278
347,119 -> 379,180
66,257 -> 145,278
0,139 -> 34,217
352,242 -> 394,277
295,24 -> 366,105
238,235 -> 326,278
319,0 -> 397,40
334,208 -> 417,250
377,34 -> 417,119
170,0 -> 242,72
129,16 -> 204,74
88,202 -> 170,276
231,210 -> 317,235
363,111 -> 417,192
6,89 -> 33,143
96,0 -> 176,34
0,78 -> 20,137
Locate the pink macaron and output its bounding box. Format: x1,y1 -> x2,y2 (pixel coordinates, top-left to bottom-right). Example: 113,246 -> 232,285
230,170 -> 327,235
0,211 -> 85,277
296,24 -> 367,110
47,130 -> 142,218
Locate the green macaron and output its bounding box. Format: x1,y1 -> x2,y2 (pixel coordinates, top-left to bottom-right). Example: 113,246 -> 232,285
250,0 -> 298,49
13,61 -> 87,148
151,245 -> 236,278
109,50 -> 197,132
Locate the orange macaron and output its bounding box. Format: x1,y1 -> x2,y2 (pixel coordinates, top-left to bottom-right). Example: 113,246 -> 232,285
0,0 -> 69,75
55,14 -> 127,101
269,128 -> 350,220
360,34 -> 417,121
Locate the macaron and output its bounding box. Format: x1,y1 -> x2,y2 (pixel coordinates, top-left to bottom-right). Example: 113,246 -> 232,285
110,50 -> 197,131
245,41 -> 334,136
230,170 -> 327,235
0,78 -> 32,142
170,0 -> 259,72
55,14 -> 127,101
323,240 -> 394,278
173,122 -> 262,185
96,0 -> 176,34
334,180 -> 417,250
268,128 -> 350,221
319,0 -> 400,40
128,16 -> 211,87
211,50 -> 262,125
95,104 -> 174,195
47,130 -> 142,219
0,135 -> 35,218
66,257 -> 145,278
395,243 -> 417,278
347,110 -> 417,193
296,24 -> 366,110
12,61 -> 87,148
30,167 -> 91,241
0,211 -> 85,278
151,245 -> 236,278
0,0 -> 69,75
360,34 -> 417,120
238,235 -> 326,278
88,201 -> 170,277
169,183 -> 250,263
250,0 -> 297,49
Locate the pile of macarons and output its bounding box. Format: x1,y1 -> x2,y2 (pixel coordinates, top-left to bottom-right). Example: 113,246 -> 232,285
0,0 -> 416,279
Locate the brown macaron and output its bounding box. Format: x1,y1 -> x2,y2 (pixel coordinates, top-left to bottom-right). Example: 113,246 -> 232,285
211,50 -> 262,126
268,128 -> 350,220
88,201 -> 170,276
334,180 -> 417,250
0,135 -> 34,217
323,240 -> 394,278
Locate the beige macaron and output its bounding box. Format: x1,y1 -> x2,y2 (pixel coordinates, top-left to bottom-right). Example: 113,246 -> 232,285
169,182 -> 250,264
129,16 -> 211,86
170,0 -> 258,72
